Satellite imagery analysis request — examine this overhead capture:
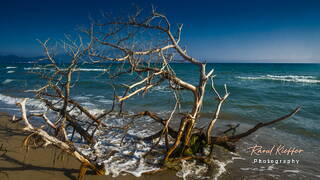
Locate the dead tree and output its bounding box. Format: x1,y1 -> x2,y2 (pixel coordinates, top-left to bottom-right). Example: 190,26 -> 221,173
87,7 -> 300,161
13,7 -> 300,179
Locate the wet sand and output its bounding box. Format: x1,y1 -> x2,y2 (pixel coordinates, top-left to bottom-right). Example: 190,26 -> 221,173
0,112 -> 179,180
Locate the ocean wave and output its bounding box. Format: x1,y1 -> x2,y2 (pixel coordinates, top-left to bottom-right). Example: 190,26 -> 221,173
74,68 -> 109,72
0,93 -> 108,115
2,79 -> 14,84
152,85 -> 171,93
24,67 -> 49,71
7,70 -> 15,73
0,94 -> 47,111
236,75 -> 320,84
0,93 -> 22,105
80,102 -> 95,107
74,96 -> 90,100
97,99 -> 113,104
0,107 -> 20,111
6,66 -> 17,69
24,67 -> 109,72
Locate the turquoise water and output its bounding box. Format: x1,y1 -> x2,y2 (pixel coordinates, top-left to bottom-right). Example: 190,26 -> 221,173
0,63 -> 319,179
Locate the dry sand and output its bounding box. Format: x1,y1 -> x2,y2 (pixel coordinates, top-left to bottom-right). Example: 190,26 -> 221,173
0,112 -> 179,180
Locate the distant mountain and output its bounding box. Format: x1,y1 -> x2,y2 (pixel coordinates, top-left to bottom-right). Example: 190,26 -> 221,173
0,55 -> 35,63
0,54 -> 191,64
0,54 -> 72,64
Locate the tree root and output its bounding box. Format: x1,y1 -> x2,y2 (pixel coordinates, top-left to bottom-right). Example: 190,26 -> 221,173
143,107 -> 301,160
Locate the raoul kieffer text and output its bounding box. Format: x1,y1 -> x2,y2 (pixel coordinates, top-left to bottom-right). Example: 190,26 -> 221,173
248,144 -> 304,156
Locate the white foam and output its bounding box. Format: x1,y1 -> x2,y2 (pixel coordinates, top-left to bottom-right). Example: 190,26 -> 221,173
283,169 -> 300,173
176,160 -> 209,180
6,66 -> 17,69
24,67 -> 48,71
97,99 -> 113,104
74,68 -> 109,72
212,159 -> 232,180
0,93 -> 21,105
237,75 -> 320,84
0,94 -> 48,112
240,164 -> 275,172
27,98 -> 47,110
232,156 -> 246,160
2,79 -> 14,84
81,102 -> 95,107
7,70 -> 15,73
152,85 -> 171,93
175,159 -> 232,180
87,108 -> 105,115
71,113 -> 166,177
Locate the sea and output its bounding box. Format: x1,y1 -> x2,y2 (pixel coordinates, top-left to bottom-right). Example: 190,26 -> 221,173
0,63 -> 319,179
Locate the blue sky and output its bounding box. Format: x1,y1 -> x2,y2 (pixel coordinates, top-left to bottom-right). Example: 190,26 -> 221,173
1,0 -> 320,62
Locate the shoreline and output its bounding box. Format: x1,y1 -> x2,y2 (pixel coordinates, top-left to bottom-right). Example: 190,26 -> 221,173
0,112 -> 179,180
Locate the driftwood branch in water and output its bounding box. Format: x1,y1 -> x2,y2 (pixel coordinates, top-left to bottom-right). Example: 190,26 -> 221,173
144,107 -> 301,151
203,107 -> 301,152
226,107 -> 301,142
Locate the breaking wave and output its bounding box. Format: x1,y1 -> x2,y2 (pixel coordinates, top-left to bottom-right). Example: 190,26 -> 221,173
2,79 -> 14,85
6,66 -> 17,69
24,67 -> 48,71
152,85 -> 171,93
7,70 -> 15,73
24,67 -> 109,72
236,75 -> 320,84
74,68 -> 109,72
0,93 -> 47,110
0,93 -> 22,105
97,99 -> 113,104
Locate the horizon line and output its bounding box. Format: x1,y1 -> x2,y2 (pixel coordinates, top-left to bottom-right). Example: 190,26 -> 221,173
0,54 -> 319,63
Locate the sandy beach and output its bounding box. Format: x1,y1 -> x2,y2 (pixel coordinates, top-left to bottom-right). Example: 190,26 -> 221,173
0,112 -> 179,180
